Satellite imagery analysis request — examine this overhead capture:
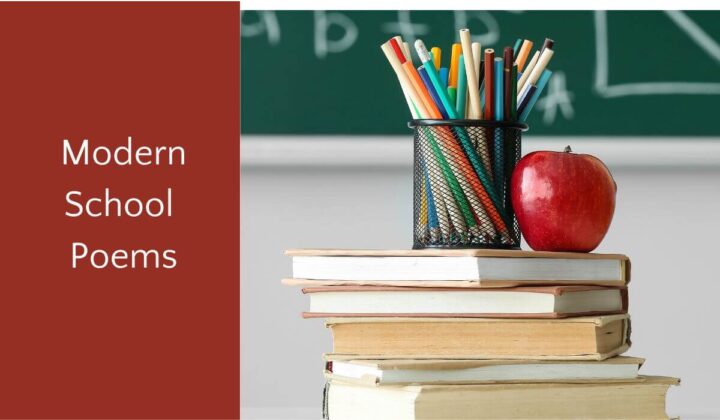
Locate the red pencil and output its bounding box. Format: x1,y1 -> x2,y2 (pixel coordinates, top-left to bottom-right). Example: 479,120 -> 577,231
484,49 -> 495,120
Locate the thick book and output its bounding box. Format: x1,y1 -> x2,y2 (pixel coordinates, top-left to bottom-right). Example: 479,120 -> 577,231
324,355 -> 644,385
326,315 -> 630,360
285,248 -> 630,288
325,376 -> 679,420
302,285 -> 627,318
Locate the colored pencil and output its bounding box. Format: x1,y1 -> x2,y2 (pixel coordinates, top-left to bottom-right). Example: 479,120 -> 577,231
479,62 -> 485,107
517,51 -> 540,95
517,84 -> 537,116
419,159 -> 429,234
389,39 -> 443,119
399,38 -> 413,64
423,163 -> 440,237
519,48 -> 554,98
381,41 -> 429,118
431,46 -> 442,70
449,124 -> 510,235
515,40 -> 533,72
510,64 -> 518,121
520,69 -> 553,122
503,47 -> 514,120
456,55 -> 468,117
493,57 -> 505,194
512,38 -> 523,55
472,42 -> 482,84
425,134 -> 478,233
439,67 -> 449,87
415,41 -> 455,118
472,42 -> 483,111
447,87 -> 457,109
417,134 -> 452,239
418,66 -> 448,119
494,58 -> 504,122
449,43 -> 462,87
541,38 -> 554,53
483,49 -> 495,120
459,29 -> 482,119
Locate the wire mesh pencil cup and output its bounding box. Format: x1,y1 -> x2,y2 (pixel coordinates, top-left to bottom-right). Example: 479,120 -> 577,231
410,119 -> 528,249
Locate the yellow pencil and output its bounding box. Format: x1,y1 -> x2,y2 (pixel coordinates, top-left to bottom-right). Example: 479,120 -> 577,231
449,43 -> 462,88
431,47 -> 441,71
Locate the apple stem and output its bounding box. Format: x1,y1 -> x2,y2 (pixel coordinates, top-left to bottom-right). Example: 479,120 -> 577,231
564,145 -> 572,153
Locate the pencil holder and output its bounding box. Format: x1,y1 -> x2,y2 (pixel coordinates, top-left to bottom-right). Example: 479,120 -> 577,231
410,119 -> 528,249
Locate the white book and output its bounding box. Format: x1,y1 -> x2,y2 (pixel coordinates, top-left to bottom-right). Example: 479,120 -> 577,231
325,356 -> 644,385
302,286 -> 626,318
286,249 -> 629,287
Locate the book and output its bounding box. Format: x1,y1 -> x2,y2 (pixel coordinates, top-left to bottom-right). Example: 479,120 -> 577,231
326,315 -> 630,360
285,248 -> 630,288
325,356 -> 644,385
303,285 -> 627,318
325,376 -> 679,420
324,355 -> 644,385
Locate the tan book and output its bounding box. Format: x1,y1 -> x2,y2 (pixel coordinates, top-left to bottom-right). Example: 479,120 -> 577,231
326,376 -> 679,420
285,248 -> 630,288
326,315 -> 630,360
302,285 -> 628,319
324,355 -> 645,385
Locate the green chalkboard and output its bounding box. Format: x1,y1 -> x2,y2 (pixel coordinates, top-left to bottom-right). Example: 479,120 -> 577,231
241,11 -> 720,136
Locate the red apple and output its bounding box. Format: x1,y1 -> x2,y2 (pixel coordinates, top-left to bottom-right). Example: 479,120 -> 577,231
511,146 -> 616,252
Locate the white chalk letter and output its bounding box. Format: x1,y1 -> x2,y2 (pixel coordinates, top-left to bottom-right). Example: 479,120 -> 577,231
241,11 -> 280,45
314,11 -> 358,59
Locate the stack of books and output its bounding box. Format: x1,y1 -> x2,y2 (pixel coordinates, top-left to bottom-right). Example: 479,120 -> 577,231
284,248 -> 678,419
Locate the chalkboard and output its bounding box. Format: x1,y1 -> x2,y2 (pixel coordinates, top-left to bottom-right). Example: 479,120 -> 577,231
241,11 -> 720,136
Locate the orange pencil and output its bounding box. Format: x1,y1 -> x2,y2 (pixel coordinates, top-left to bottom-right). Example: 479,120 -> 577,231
515,40 -> 534,72
448,43 -> 462,88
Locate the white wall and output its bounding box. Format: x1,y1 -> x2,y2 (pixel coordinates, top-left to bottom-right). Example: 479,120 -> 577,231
241,137 -> 720,419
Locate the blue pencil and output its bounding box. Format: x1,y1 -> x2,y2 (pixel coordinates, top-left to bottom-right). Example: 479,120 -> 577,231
439,67 -> 449,88
493,57 -> 504,194
494,58 -> 504,121
418,66 -> 449,119
519,69 -> 553,122
424,169 -> 439,230
517,84 -> 537,116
